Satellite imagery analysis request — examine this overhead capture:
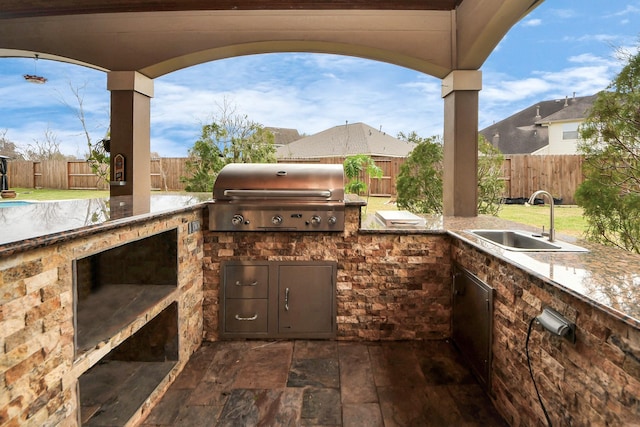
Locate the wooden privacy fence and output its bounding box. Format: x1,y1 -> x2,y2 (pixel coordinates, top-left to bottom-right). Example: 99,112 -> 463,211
280,156 -> 403,197
5,155 -> 585,203
501,155 -> 584,205
7,158 -> 189,191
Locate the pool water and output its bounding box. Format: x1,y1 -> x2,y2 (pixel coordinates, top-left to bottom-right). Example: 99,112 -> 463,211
0,200 -> 32,208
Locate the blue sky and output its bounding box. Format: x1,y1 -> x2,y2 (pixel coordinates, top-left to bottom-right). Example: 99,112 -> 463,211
1,1 -> 639,158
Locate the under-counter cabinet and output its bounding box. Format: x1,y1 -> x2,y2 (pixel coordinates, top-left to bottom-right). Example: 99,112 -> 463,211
452,264 -> 494,389
221,260 -> 337,339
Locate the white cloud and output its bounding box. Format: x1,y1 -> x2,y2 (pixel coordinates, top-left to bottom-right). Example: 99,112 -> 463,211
608,5 -> 640,17
522,19 -> 542,27
550,9 -> 576,19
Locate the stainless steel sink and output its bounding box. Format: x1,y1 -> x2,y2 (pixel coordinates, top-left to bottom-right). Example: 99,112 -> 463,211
467,230 -> 588,252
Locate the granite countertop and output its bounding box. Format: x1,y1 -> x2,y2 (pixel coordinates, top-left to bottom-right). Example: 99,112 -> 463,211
0,194 -> 210,256
362,212 -> 640,329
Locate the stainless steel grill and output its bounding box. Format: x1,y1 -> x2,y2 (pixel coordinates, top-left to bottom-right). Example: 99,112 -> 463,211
208,163 -> 345,231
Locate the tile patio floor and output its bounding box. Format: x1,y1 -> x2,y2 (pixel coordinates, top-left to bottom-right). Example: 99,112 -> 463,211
141,340 -> 507,427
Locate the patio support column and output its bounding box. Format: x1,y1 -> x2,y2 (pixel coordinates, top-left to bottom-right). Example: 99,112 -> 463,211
441,70 -> 482,217
107,71 -> 154,199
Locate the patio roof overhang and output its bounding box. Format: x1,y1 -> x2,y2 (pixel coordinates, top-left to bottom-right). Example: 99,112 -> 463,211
0,0 -> 544,215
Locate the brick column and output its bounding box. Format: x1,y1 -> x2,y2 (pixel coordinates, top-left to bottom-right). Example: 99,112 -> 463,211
441,70 -> 482,217
107,71 -> 153,200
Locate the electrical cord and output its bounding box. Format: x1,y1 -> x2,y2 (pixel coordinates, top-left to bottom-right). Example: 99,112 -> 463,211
526,317 -> 553,427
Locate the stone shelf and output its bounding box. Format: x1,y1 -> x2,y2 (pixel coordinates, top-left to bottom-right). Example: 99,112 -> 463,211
75,283 -> 177,357
80,359 -> 176,426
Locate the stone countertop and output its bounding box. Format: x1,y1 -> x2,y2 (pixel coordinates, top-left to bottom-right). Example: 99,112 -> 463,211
0,194 -> 210,256
363,212 -> 640,329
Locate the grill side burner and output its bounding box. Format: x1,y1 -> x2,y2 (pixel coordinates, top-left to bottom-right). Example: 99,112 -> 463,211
208,163 -> 345,232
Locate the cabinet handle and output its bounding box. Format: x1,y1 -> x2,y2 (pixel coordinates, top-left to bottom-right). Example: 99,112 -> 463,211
235,280 -> 258,287
285,287 -> 290,311
234,314 -> 258,321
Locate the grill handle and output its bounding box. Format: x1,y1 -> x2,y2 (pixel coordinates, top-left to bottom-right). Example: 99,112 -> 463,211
223,189 -> 332,198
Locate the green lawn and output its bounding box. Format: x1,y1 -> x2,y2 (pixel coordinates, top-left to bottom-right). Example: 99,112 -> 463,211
497,204 -> 586,237
8,188 -> 110,201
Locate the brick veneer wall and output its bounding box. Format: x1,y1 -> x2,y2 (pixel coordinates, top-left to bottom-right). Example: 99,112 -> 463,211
203,205 -> 452,341
0,210 -> 204,426
452,239 -> 640,426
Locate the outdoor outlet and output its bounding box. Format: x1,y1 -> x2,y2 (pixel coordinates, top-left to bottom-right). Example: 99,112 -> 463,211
188,220 -> 201,234
536,307 -> 576,343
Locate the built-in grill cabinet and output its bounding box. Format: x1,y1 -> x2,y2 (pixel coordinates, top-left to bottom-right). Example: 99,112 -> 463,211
221,260 -> 337,339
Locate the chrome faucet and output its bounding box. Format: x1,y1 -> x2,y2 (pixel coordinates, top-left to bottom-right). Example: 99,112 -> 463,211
528,190 -> 555,242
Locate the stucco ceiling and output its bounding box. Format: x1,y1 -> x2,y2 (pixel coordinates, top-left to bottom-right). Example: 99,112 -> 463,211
0,0 -> 542,79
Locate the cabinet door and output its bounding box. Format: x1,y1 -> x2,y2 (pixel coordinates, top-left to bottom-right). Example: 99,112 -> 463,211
278,264 -> 335,335
452,265 -> 493,389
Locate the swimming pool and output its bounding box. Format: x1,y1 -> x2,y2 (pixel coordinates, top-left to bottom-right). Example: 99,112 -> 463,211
0,200 -> 33,208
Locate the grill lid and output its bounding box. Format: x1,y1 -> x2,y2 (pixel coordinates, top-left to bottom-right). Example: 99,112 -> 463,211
213,163 -> 345,202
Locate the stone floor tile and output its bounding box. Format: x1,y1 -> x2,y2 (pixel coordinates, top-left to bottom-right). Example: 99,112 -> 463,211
287,358 -> 340,388
301,388 -> 342,426
415,340 -> 476,385
170,344 -> 219,389
142,389 -> 193,425
338,343 -> 378,404
377,387 -> 431,427
448,384 -> 509,426
342,403 -> 384,427
368,342 -> 426,388
230,342 -> 294,389
171,405 -> 221,427
216,388 -> 303,427
293,340 -> 338,359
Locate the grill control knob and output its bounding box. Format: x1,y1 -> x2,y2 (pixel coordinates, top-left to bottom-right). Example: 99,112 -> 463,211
272,215 -> 283,225
310,215 -> 322,226
327,216 -> 337,225
231,214 -> 244,226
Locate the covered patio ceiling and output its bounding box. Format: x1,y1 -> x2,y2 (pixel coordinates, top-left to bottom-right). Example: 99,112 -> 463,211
0,0 -> 541,79
0,0 -> 544,216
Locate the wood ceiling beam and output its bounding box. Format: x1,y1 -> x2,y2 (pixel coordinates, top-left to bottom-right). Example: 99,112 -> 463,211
1,0 -> 462,19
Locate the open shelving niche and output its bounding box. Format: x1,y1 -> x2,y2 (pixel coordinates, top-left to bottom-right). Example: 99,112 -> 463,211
73,228 -> 179,426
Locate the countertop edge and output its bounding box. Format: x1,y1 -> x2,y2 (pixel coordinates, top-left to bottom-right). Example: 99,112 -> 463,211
0,202 -> 206,257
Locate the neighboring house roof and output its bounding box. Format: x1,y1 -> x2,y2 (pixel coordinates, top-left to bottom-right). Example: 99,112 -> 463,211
265,127 -> 301,146
276,122 -> 414,159
480,94 -> 597,154
534,94 -> 598,125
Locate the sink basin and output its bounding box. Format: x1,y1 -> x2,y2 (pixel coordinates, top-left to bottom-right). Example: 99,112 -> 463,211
467,230 -> 588,252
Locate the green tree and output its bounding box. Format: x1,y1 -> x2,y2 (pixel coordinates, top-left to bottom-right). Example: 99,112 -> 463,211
396,133 -> 443,214
395,132 -> 505,215
182,123 -> 226,192
181,101 -> 276,192
343,154 -> 383,196
575,48 -> 640,253
477,135 -> 505,215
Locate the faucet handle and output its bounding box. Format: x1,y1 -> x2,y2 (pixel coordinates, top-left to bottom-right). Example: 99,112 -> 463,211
541,225 -> 550,237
